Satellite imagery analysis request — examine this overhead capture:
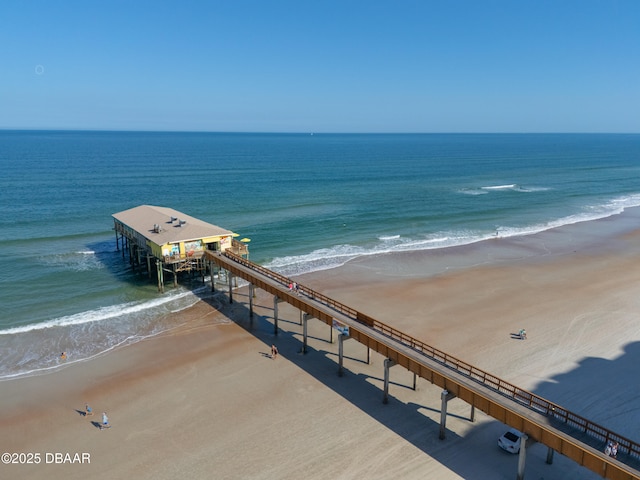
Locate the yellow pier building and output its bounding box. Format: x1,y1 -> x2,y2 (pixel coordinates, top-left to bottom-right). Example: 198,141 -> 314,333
112,205 -> 248,291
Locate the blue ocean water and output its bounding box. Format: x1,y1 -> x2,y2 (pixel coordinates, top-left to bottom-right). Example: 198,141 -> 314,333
1,131 -> 640,379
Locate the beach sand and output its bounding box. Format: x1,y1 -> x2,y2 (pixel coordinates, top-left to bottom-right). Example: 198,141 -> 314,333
2,214 -> 640,480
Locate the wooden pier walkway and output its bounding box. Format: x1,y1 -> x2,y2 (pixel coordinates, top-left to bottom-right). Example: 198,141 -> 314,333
206,250 -> 640,480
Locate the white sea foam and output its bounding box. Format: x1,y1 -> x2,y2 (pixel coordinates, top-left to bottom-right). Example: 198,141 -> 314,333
518,186 -> 551,192
0,334 -> 155,381
459,188 -> 489,195
0,286 -> 209,380
460,184 -> 550,195
0,288 -> 197,335
459,184 -> 533,195
482,184 -> 518,190
43,249 -> 104,272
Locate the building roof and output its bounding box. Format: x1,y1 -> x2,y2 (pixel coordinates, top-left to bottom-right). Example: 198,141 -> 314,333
112,205 -> 234,245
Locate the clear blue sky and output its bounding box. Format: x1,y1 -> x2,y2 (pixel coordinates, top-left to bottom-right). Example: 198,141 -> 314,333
2,1 -> 639,133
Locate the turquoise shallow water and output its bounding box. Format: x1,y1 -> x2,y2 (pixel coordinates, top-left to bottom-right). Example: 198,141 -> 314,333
1,131 -> 640,378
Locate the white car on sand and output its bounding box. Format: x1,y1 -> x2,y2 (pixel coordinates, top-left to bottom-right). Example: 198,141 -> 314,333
498,428 -> 523,453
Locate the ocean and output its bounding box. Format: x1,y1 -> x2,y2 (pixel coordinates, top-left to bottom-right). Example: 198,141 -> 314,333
1,131 -> 640,379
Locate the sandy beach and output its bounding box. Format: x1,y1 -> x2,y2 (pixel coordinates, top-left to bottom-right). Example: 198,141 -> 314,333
2,213 -> 640,480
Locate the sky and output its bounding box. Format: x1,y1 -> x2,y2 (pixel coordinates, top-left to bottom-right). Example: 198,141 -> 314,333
1,0 -> 639,133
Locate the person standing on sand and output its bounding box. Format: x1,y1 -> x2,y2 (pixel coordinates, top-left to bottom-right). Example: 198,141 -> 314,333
271,344 -> 278,359
101,412 -> 109,429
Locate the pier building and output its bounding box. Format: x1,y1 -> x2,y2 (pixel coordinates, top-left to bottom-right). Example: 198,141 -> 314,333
112,205 -> 248,291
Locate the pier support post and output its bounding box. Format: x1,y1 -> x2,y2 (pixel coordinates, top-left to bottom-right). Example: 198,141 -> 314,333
156,260 -> 162,292
210,261 -> 215,292
273,296 -> 278,333
439,390 -> 456,440
546,446 -> 554,465
132,246 -> 137,271
173,263 -> 178,288
516,434 -> 529,480
228,272 -> 233,303
470,404 -> 476,422
273,296 -> 285,335
383,358 -> 396,404
338,333 -> 351,376
249,284 -> 254,321
301,313 -> 313,354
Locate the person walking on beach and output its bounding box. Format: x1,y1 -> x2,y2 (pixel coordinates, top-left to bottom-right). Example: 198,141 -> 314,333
101,412 -> 110,430
85,403 -> 93,416
271,344 -> 278,360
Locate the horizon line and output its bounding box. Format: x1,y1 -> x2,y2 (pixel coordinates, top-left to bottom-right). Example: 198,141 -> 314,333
1,128 -> 639,135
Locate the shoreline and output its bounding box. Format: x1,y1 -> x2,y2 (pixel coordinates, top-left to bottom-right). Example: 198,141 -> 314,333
3,205 -> 640,382
2,211 -> 640,479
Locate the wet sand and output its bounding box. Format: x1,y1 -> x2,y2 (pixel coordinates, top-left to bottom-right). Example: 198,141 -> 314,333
2,212 -> 640,480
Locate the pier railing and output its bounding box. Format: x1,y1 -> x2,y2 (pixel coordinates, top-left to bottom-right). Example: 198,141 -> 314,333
220,251 -> 640,461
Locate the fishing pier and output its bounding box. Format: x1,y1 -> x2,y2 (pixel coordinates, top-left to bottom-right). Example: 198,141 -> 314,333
111,206 -> 638,479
